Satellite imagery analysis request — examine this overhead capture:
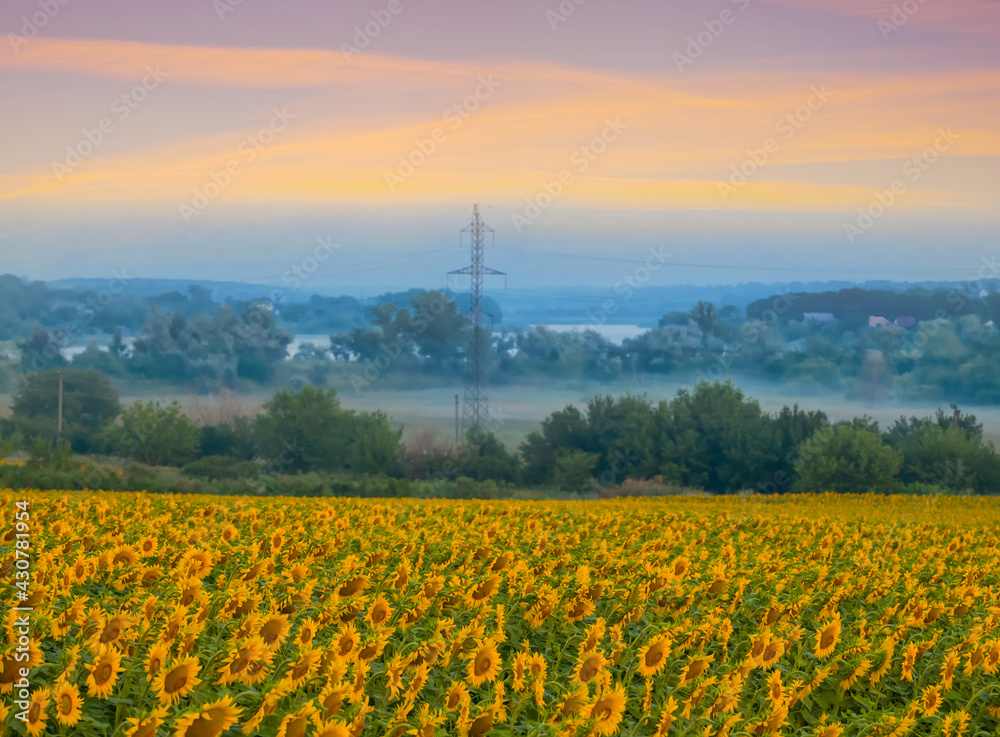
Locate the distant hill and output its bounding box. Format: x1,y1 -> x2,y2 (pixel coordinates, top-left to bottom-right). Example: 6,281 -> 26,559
46,278 -> 311,304
18,275 -> 998,332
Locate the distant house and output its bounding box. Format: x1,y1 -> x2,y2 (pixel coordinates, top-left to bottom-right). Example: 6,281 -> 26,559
868,316 -> 891,328
893,315 -> 918,329
803,312 -> 837,323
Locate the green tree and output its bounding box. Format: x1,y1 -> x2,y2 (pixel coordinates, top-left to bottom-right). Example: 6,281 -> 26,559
11,369 -> 120,453
689,301 -> 718,336
793,425 -> 901,493
553,449 -> 600,493
70,339 -> 126,377
660,381 -> 774,493
405,290 -> 471,362
519,405 -> 592,485
16,325 -> 68,372
346,410 -> 403,476
254,386 -> 353,473
105,400 -> 201,466
457,426 -> 519,483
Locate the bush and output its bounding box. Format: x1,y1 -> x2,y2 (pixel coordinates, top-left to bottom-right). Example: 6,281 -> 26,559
181,455 -> 242,481
255,386 -> 402,475
793,425 -> 901,493
27,437 -> 74,471
105,400 -> 201,466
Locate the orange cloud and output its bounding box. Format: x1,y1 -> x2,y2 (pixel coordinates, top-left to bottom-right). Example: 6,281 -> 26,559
0,38 -> 997,218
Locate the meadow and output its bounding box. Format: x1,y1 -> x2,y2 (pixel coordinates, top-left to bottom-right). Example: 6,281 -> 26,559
1,491 -> 999,736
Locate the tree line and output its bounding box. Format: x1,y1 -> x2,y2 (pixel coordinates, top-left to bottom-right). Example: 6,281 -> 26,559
2,371 -> 997,497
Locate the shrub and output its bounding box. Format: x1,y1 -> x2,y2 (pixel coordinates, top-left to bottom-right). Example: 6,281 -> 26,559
793,425 -> 901,494
105,400 -> 201,466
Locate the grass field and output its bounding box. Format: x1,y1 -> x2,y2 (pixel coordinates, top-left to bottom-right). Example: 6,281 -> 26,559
2,491 -> 999,736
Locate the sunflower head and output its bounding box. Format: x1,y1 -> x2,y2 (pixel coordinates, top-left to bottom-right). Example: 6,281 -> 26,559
153,657 -> 201,705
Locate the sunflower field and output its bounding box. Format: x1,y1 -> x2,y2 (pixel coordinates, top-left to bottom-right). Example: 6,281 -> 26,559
1,491 -> 1000,737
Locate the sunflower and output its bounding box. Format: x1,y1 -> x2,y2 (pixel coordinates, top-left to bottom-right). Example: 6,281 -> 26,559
295,617 -> 318,647
385,653 -> 406,699
216,636 -> 272,686
467,575 -> 501,607
174,696 -> 240,737
446,680 -> 471,711
357,632 -> 391,662
145,643 -> 169,679
653,697 -> 679,737
137,535 -> 158,556
588,683 -> 627,736
511,652 -> 530,692
672,556 -> 691,578
86,645 -> 124,698
243,687 -> 287,734
318,683 -> 349,720
574,651 -> 608,685
23,689 -> 48,737
335,623 -> 361,661
464,708 -> 495,737
678,654 -> 713,686
421,576 -> 445,601
111,544 -> 139,567
139,595 -> 160,625
53,681 -> 83,726
312,718 -> 352,737
287,648 -> 322,687
766,669 -> 784,706
366,598 -> 392,629
123,706 -> 169,737
337,576 -> 369,598
406,663 -> 432,701
407,704 -> 446,737
61,644 -> 82,676
152,656 -> 201,705
940,649 -> 960,690
921,684 -> 942,717
548,686 -> 590,728
68,555 -> 92,583
276,703 -> 316,737
466,640 -> 501,687
259,614 -> 292,651
814,615 -> 841,659
636,637 -> 670,678
349,661 -> 369,703
180,549 -> 214,579
179,579 -> 203,607
580,618 -> 607,654
759,638 -> 785,668
814,723 -> 845,737
838,658 -> 871,691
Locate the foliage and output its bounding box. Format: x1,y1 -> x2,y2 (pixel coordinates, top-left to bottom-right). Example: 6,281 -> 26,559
105,400 -> 202,466
452,426 -> 519,483
10,368 -> 120,453
254,385 -> 402,475
27,436 -> 74,471
793,424 -> 902,493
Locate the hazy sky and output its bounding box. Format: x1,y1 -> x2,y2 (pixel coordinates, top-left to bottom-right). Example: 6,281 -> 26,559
0,0 -> 997,292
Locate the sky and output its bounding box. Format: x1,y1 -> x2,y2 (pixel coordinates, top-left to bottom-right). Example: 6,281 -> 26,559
0,0 -> 998,293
